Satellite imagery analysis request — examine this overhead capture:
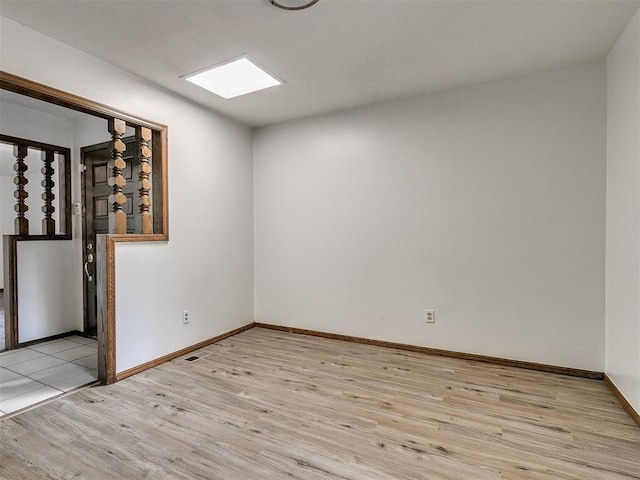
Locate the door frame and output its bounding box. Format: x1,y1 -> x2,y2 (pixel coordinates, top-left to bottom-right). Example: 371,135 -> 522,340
80,142 -> 104,338
1,71 -> 169,384
81,136 -> 140,338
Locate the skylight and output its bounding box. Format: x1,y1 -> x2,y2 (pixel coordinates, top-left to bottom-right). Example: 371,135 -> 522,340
184,57 -> 281,99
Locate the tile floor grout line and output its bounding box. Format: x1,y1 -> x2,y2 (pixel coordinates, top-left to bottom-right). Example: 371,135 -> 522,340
3,354 -> 68,375
23,361 -> 93,382
0,380 -> 99,422
0,338 -> 98,417
0,375 -> 63,403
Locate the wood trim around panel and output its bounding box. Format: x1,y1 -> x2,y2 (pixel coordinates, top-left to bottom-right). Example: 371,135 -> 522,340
604,375 -> 640,428
3,235 -> 75,350
0,134 -> 73,239
153,128 -> 169,239
99,234 -> 170,385
254,323 -> 605,380
114,322 -> 255,382
14,330 -> 84,349
0,71 -> 170,239
0,71 -> 165,131
1,71 -> 170,382
3,236 -> 18,350
96,235 -> 116,384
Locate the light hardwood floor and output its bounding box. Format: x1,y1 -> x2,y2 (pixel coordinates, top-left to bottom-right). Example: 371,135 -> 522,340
1,327 -> 638,479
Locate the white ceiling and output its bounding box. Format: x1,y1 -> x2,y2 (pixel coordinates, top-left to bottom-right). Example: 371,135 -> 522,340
0,0 -> 638,127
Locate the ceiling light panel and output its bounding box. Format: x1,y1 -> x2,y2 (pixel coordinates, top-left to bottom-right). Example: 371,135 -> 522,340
185,57 -> 281,99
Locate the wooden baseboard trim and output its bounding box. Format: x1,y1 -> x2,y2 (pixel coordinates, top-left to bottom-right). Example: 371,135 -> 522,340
255,323 -> 604,380
14,330 -> 85,350
604,374 -> 640,428
112,322 -> 639,427
115,322 -> 255,382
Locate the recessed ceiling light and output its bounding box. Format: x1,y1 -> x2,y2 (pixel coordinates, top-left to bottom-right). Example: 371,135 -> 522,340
184,57 -> 281,99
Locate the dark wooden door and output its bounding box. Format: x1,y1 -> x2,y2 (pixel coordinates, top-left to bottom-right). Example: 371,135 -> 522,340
82,137 -> 139,336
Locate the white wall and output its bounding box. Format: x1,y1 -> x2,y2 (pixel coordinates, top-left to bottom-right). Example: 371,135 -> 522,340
0,176 -> 11,236
17,241 -> 81,342
0,16 -> 254,372
254,61 -> 607,371
606,10 -> 640,414
0,101 -> 83,340
0,102 -> 72,235
0,15 -> 620,381
0,97 -> 143,342
0,101 -> 75,293
0,171 -> 12,289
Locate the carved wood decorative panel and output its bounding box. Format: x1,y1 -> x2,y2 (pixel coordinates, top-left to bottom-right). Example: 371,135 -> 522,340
136,126 -> 153,234
13,144 -> 29,235
1,71 -> 168,385
41,149 -> 56,235
107,118 -> 127,234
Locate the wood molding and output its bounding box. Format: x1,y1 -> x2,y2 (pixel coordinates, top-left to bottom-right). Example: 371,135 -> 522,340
114,322 -> 255,382
3,236 -> 18,350
153,127 -> 169,239
0,134 -> 72,240
1,71 -> 171,383
15,330 -> 84,349
97,235 -> 117,384
2,234 -> 75,351
254,323 -> 604,380
1,71 -> 170,239
604,374 -> 640,428
0,133 -> 73,155
98,234 -> 170,385
0,71 -> 166,131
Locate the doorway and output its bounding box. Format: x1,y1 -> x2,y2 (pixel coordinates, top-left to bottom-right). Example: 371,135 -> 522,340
2,71 -> 169,384
81,137 -> 140,337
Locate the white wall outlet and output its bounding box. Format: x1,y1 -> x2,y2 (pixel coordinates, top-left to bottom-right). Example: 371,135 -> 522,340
425,309 -> 435,324
182,310 -> 190,325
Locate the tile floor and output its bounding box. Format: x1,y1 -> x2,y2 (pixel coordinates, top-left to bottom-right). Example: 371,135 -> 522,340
0,336 -> 98,418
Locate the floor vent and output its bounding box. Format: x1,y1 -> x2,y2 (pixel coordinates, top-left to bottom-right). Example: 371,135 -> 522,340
185,356 -> 199,362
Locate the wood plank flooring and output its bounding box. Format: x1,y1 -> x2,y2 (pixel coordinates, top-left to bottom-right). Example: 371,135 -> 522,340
1,327 -> 638,479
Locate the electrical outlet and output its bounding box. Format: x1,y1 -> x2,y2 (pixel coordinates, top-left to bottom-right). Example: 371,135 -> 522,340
182,310 -> 190,325
425,309 -> 435,324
